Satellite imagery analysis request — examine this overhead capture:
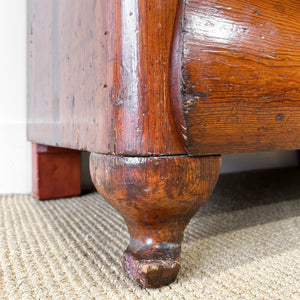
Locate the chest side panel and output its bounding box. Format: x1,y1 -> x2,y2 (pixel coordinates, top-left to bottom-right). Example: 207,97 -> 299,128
28,0 -> 185,155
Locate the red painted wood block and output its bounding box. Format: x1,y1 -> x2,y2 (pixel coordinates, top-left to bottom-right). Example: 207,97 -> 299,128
32,144 -> 81,200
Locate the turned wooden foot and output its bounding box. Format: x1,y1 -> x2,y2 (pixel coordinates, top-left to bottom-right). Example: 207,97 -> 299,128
90,154 -> 221,288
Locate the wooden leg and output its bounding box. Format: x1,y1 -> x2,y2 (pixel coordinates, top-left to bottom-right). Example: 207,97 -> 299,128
90,154 -> 221,288
32,143 -> 81,200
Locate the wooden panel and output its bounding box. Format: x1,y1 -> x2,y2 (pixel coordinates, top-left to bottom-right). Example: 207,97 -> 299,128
32,144 -> 81,200
172,0 -> 300,155
27,0 -> 185,155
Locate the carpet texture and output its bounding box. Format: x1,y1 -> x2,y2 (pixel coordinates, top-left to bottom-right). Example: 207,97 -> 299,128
0,168 -> 299,299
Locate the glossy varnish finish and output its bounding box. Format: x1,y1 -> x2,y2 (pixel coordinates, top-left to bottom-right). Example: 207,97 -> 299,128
28,0 -> 300,289
90,154 -> 221,288
28,0 -> 184,155
172,0 -> 300,155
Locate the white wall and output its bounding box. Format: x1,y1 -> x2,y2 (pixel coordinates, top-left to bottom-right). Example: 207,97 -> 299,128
0,1 -> 32,193
0,2 -> 298,194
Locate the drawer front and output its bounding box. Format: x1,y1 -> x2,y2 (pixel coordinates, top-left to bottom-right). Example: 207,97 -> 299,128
172,0 -> 300,155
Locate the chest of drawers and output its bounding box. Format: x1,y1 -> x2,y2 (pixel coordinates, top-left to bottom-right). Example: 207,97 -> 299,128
28,0 -> 300,288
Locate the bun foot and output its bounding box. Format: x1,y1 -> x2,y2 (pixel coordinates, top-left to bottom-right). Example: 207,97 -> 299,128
90,154 -> 221,288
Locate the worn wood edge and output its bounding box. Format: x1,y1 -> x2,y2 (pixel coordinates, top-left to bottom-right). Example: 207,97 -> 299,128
33,143 -> 82,154
90,153 -> 221,288
171,0 -> 188,150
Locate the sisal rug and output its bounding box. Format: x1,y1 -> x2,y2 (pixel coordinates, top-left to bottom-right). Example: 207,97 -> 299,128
0,168 -> 299,299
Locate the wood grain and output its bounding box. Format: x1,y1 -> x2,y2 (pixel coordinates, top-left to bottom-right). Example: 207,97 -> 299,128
90,154 -> 221,288
27,0 -> 184,155
32,144 -> 81,200
172,0 -> 300,155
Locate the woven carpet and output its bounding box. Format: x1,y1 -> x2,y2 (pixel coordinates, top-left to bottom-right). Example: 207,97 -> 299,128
0,168 -> 299,299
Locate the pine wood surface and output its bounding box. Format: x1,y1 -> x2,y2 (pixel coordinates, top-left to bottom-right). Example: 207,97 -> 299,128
27,0 -> 184,155
172,0 -> 300,155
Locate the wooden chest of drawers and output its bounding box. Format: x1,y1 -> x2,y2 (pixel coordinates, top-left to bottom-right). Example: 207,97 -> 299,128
28,0 -> 300,288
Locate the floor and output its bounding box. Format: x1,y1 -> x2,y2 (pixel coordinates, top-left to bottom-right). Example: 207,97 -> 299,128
0,168 -> 299,299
